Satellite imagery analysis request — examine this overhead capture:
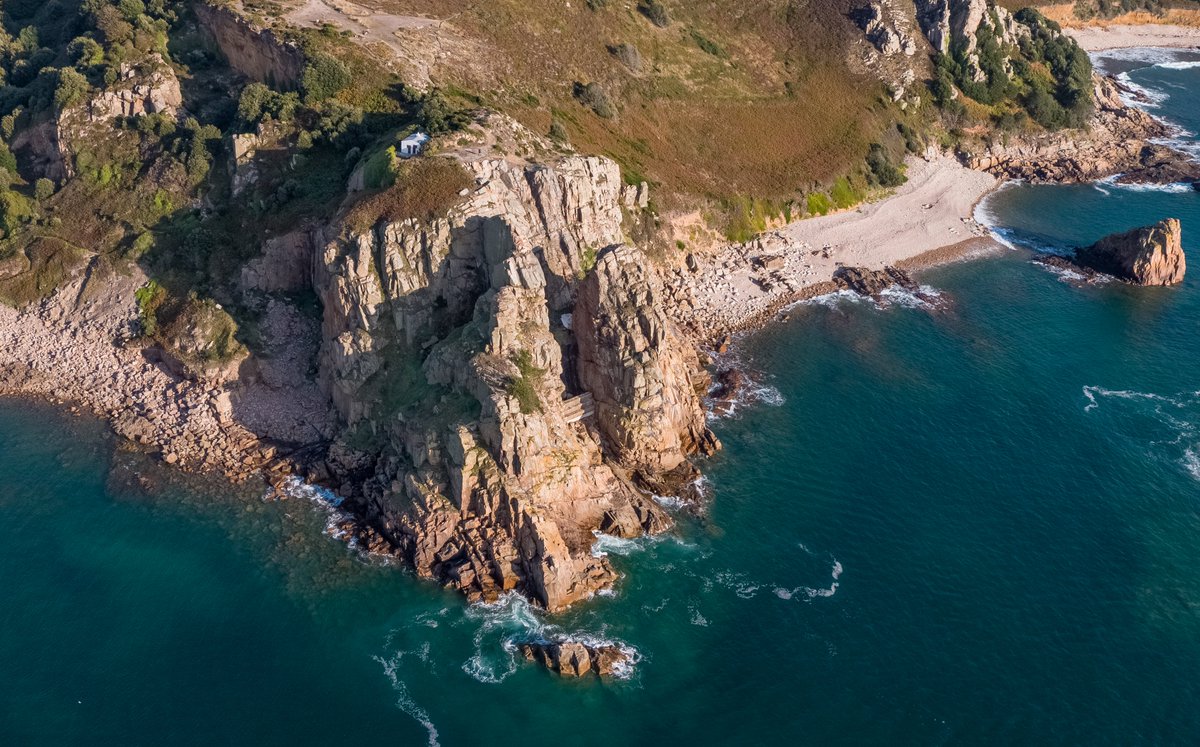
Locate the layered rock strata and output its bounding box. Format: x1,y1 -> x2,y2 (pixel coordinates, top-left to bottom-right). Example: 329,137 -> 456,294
312,155 -> 717,610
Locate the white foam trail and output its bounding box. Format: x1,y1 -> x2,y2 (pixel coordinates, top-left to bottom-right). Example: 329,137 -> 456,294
1157,60 -> 1200,70
878,284 -> 943,310
270,476 -> 398,561
1116,70 -> 1168,108
773,557 -> 844,602
1183,448 -> 1200,481
1092,46 -> 1196,73
1082,386 -> 1200,481
374,652 -> 441,747
1097,174 -> 1195,193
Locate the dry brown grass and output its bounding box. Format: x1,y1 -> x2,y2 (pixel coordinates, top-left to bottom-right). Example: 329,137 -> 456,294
1018,1 -> 1200,27
333,0 -> 891,203
345,156 -> 474,231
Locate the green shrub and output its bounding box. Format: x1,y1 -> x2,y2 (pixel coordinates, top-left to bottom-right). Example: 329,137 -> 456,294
54,67 -> 89,110
362,145 -> 399,189
830,177 -> 859,209
135,279 -> 166,336
506,349 -> 544,414
806,192 -> 831,216
0,191 -> 35,235
68,36 -> 104,67
690,30 -> 726,57
418,89 -> 472,135
128,231 -> 155,259
548,118 -> 568,141
866,144 -> 905,188
33,178 -> 55,201
301,52 -> 351,103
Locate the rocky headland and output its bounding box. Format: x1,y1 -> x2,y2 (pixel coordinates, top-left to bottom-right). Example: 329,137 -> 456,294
0,0 -> 1196,632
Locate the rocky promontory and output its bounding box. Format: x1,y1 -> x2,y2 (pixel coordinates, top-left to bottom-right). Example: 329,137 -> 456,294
1075,219 -> 1185,286
310,153 -> 717,610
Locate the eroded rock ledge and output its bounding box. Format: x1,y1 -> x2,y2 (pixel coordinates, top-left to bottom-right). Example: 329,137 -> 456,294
310,155 -> 718,610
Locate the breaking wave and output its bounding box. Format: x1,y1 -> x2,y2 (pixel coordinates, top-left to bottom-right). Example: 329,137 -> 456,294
460,593 -> 641,683
270,476 -> 395,563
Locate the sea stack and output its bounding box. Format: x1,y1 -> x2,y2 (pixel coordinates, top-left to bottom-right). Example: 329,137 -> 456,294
1075,219 -> 1185,286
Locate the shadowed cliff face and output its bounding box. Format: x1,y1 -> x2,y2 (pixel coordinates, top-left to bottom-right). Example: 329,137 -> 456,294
311,155 -> 717,610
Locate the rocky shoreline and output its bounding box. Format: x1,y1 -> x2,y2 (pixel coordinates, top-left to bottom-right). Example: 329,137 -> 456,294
1,3 -> 1196,636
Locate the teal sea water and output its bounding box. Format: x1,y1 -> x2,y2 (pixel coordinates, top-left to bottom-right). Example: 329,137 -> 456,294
3,50 -> 1200,745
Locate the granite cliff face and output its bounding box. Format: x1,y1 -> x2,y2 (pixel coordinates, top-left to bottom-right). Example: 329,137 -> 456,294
1075,219 -> 1185,286
311,155 -> 716,610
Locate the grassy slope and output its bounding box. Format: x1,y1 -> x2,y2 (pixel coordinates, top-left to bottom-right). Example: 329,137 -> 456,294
290,0 -> 897,204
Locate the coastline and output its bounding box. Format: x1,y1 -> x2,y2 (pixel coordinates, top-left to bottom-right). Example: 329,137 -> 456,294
1067,23 -> 1200,52
0,268 -> 335,485
673,154 -> 1005,345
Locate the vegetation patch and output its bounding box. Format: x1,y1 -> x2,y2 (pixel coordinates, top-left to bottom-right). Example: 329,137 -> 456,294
506,349 -> 544,415
346,157 -> 474,232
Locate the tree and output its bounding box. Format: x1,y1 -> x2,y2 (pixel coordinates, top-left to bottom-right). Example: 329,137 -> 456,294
237,82 -> 269,124
418,89 -> 471,134
54,68 -> 90,110
34,178 -> 55,201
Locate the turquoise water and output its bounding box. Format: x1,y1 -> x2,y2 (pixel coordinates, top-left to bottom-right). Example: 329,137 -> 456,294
3,51 -> 1200,745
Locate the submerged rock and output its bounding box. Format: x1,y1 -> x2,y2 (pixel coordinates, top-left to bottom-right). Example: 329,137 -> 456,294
518,640 -> 632,678
1075,218 -> 1185,286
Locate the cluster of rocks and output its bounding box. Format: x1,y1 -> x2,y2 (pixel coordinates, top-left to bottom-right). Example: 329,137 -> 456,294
1042,219 -> 1186,286
854,0 -> 922,106
518,640 -> 632,678
915,0 -> 1028,84
967,76 -> 1200,184
0,268 -> 328,485
83,55 -> 183,122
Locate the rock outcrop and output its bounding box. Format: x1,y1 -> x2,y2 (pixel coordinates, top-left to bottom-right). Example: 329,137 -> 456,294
312,155 -> 716,610
195,1 -> 305,89
575,246 -> 718,495
914,0 -> 1026,82
1075,219 -> 1185,286
84,55 -> 182,121
967,76 -> 1200,184
518,640 -> 632,678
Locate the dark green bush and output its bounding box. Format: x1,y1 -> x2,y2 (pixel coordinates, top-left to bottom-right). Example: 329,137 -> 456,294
866,144 -> 905,188
301,52 -> 351,103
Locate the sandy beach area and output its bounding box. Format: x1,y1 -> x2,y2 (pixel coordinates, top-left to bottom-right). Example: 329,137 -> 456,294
673,154 -> 1001,341
1068,23 -> 1200,51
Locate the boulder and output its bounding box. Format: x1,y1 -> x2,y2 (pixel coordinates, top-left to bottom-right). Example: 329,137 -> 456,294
518,640 -> 632,678
1075,219 -> 1185,286
833,265 -> 917,297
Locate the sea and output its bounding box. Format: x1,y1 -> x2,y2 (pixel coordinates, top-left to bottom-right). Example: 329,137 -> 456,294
2,48 -> 1200,745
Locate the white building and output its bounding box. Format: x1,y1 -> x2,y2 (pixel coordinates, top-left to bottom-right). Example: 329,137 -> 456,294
399,131 -> 430,158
